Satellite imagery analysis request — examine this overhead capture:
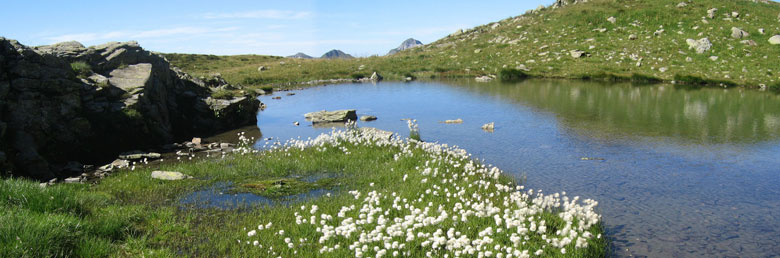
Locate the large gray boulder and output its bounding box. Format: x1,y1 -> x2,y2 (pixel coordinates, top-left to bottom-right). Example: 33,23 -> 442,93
0,37 -> 261,180
304,110 -> 358,124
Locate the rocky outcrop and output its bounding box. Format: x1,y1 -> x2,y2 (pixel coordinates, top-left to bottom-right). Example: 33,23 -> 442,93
0,38 -> 261,180
304,110 -> 357,124
553,0 -> 588,8
387,38 -> 423,55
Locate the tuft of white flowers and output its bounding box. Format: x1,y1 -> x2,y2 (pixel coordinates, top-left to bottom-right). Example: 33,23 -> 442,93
242,129 -> 602,257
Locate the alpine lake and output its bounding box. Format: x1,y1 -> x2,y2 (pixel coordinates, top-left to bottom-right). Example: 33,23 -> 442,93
224,79 -> 780,257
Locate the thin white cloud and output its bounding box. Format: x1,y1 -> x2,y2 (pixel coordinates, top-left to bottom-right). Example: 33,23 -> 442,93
203,10 -> 311,19
45,27 -> 239,44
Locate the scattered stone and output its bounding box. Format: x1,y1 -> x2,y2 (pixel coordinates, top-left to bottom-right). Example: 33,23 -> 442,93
358,127 -> 394,141
64,177 -> 82,183
741,40 -> 757,46
707,8 -> 718,19
607,16 -> 616,24
191,137 -> 202,145
474,49 -> 482,54
570,50 -> 587,58
769,35 -> 780,45
272,96 -> 282,100
481,122 -> 495,132
731,27 -> 749,39
659,67 -> 668,73
475,76 -> 493,82
360,115 -> 377,121
676,2 -> 688,8
515,64 -> 530,71
628,34 -> 638,40
369,72 -> 383,81
257,66 -> 267,71
686,38 -> 712,53
443,119 -> 464,124
731,11 -> 739,18
286,93 -> 296,96
710,56 -> 719,61
293,121 -> 300,126
654,29 -> 665,36
151,171 -> 192,180
304,110 -> 358,124
686,57 -> 693,62
118,151 -> 161,160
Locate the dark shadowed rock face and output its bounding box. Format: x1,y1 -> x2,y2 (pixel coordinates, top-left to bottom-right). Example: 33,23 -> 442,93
320,49 -> 353,59
387,38 -> 423,55
0,37 -> 261,180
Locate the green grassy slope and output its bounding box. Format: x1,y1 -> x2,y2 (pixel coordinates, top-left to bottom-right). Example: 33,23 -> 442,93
166,0 -> 780,89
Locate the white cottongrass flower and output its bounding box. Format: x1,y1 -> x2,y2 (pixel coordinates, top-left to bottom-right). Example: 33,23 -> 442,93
243,129 -> 602,257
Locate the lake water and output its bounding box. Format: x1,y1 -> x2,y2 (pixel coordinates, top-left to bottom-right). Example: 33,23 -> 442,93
249,79 -> 780,257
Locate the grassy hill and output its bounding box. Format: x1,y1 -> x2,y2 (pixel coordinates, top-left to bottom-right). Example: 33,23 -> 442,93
166,0 -> 780,90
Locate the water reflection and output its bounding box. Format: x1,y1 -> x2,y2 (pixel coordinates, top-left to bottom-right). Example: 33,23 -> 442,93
446,79 -> 780,144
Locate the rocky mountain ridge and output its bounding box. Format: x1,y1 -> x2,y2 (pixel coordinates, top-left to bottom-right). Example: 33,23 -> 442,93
0,38 -> 261,180
387,38 -> 424,55
320,49 -> 354,59
287,52 -> 313,59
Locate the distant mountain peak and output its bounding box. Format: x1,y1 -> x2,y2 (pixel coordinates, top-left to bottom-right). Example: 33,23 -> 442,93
321,49 -> 354,59
387,38 -> 423,55
287,52 -> 313,59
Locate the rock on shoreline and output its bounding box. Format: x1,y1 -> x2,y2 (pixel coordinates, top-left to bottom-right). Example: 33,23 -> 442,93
0,38 -> 261,180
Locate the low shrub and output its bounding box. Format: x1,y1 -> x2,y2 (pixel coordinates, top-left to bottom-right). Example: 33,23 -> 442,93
70,62 -> 92,78
212,90 -> 236,99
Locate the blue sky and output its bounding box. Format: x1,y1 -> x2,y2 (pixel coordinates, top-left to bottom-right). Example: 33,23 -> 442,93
1,0 -> 552,56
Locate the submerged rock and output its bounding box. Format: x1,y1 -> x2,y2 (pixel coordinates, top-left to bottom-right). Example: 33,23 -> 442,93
443,119 -> 464,124
360,115 -> 377,121
481,122 -> 495,132
304,110 -> 358,124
